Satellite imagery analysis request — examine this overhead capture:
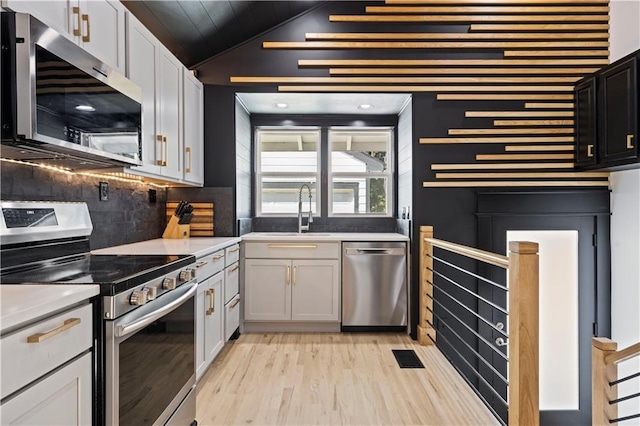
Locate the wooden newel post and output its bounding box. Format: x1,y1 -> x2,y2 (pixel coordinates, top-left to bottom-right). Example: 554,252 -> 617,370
592,337 -> 618,426
508,241 -> 540,426
418,225 -> 435,345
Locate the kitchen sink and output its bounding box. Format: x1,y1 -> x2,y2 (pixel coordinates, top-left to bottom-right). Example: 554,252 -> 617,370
253,232 -> 332,237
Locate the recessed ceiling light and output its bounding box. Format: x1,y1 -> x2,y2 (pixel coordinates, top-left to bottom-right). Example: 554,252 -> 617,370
75,105 -> 95,112
275,103 -> 288,109
358,104 -> 373,110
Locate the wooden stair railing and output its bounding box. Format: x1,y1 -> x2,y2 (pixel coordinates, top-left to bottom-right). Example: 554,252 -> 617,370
592,337 -> 640,425
419,225 -> 539,426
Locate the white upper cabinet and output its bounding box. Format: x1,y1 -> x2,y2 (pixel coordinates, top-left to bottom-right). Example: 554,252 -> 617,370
126,13 -> 183,181
183,69 -> 204,186
2,0 -> 126,74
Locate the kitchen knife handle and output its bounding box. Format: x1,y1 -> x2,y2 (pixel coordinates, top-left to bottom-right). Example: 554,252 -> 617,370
185,147 -> 192,173
72,7 -> 82,36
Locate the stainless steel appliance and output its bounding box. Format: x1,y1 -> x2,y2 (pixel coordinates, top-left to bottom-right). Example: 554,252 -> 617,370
0,202 -> 197,426
342,241 -> 408,331
0,12 -> 143,169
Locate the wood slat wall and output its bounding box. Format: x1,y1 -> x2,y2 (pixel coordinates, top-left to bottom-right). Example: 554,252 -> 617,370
229,0 -> 610,188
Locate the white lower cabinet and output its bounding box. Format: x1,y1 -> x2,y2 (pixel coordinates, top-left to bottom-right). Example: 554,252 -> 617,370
196,271 -> 224,381
1,353 -> 92,426
244,258 -> 340,322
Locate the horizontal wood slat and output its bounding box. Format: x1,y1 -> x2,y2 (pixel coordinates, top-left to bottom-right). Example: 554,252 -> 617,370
299,59 -> 609,66
494,119 -> 574,125
367,6 -> 609,13
435,171 -> 609,178
470,23 -> 609,31
505,50 -> 609,56
386,0 -> 608,4
423,181 -> 609,187
420,136 -> 574,143
449,128 -> 574,134
438,94 -> 574,100
476,153 -> 574,159
278,86 -> 574,93
329,15 -> 609,22
431,162 -> 575,170
331,67 -> 599,75
231,76 -> 578,83
466,111 -> 574,117
525,102 -> 574,108
504,145 -> 575,151
307,32 -> 608,40
264,41 -> 608,49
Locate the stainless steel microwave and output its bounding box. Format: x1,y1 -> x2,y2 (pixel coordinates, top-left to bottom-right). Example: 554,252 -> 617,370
0,12 -> 143,169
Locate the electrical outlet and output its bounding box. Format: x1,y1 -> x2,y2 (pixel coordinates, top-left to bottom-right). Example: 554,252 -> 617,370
148,189 -> 157,203
99,182 -> 109,201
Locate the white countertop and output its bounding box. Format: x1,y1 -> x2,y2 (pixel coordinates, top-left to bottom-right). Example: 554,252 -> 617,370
0,285 -> 99,333
92,237 -> 241,258
241,232 -> 409,242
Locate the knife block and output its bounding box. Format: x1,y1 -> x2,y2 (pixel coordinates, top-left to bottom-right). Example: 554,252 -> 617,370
162,215 -> 190,239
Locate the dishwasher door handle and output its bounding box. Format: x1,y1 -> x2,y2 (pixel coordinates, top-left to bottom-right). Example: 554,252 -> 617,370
345,248 -> 405,255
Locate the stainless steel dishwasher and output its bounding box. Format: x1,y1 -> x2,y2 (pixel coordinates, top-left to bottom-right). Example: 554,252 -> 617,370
342,241 -> 408,331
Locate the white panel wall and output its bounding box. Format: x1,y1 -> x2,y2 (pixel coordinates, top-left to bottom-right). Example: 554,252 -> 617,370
609,1 -> 640,422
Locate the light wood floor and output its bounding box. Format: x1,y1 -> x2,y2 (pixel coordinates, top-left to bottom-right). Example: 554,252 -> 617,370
195,333 -> 499,426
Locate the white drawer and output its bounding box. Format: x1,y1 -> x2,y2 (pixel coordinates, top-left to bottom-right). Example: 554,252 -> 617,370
224,261 -> 239,304
1,303 -> 93,399
224,295 -> 240,341
194,250 -> 225,282
243,242 -> 340,259
225,244 -> 240,266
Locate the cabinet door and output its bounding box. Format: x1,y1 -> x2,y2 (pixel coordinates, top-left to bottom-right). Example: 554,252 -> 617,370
183,69 -> 204,185
599,56 -> 638,165
291,259 -> 340,322
158,48 -> 183,179
3,1 -> 75,42
244,259 -> 291,321
126,13 -> 162,175
204,272 -> 224,366
195,284 -> 207,381
79,0 -> 125,74
1,353 -> 91,425
574,78 -> 598,168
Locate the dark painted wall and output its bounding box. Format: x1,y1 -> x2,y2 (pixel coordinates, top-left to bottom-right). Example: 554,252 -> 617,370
0,162 -> 166,249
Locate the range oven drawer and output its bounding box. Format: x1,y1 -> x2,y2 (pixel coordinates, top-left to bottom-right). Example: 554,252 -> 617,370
224,261 -> 239,304
194,249 -> 225,282
1,303 -> 92,399
224,295 -> 240,341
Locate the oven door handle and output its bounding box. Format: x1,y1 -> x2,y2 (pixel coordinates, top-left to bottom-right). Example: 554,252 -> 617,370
115,281 -> 198,338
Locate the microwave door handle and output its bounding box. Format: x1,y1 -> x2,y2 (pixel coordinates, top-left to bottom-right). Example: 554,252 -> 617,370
115,281 -> 197,338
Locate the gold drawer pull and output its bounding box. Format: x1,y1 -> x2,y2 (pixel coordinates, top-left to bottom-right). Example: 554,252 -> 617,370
293,266 -> 297,285
206,288 -> 215,315
587,144 -> 594,157
267,244 -> 318,249
185,147 -> 192,173
27,318 -> 81,343
230,298 -> 241,308
286,266 -> 291,285
228,264 -> 239,273
228,247 -> 240,253
212,254 -> 224,260
72,7 -> 82,36
627,134 -> 635,149
156,135 -> 167,166
81,13 -> 90,42
195,261 -> 208,268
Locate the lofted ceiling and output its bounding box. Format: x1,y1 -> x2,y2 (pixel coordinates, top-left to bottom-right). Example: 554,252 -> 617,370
122,0 -> 323,68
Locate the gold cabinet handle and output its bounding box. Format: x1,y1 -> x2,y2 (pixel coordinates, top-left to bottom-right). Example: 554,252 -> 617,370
162,136 -> 168,166
185,147 -> 192,173
27,318 -> 81,343
156,135 -> 166,166
230,298 -> 240,308
228,247 -> 240,253
627,134 -> 635,149
286,266 -> 291,285
293,266 -> 297,285
72,7 -> 82,36
267,244 -> 318,249
206,288 -> 215,315
212,254 -> 224,260
81,13 -> 90,42
228,264 -> 239,273
587,144 -> 594,157
195,261 -> 208,268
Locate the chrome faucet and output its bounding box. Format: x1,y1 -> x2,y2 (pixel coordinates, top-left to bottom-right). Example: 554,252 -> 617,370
298,183 -> 313,233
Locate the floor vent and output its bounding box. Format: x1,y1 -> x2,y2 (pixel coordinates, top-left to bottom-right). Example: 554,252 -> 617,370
392,349 -> 425,368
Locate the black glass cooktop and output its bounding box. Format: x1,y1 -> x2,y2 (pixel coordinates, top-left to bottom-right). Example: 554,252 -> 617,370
0,254 -> 195,296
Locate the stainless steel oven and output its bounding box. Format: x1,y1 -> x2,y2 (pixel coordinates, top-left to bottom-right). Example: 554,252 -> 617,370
106,280 -> 197,426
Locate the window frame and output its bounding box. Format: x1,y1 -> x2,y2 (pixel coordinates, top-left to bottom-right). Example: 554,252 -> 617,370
327,127 -> 394,218
254,126 -> 321,217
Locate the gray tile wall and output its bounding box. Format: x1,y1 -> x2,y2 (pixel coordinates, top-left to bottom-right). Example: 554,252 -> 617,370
397,100 -> 413,219
235,98 -> 252,219
0,162 -> 166,249
167,187 -> 235,237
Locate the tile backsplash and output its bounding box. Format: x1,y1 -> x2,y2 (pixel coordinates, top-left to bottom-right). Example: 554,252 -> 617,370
252,217 -> 398,233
